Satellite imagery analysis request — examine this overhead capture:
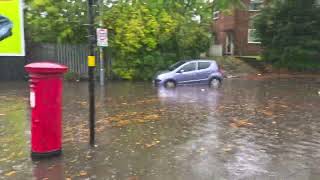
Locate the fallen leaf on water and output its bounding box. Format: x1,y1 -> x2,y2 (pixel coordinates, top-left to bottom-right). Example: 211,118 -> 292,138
116,120 -> 130,127
79,170 -> 87,176
127,176 -> 139,180
70,159 -> 77,163
230,123 -> 238,128
145,141 -> 160,148
223,147 -> 232,152
145,144 -> 153,148
143,114 -> 159,120
77,101 -> 88,106
262,111 -> 273,116
237,119 -> 253,126
230,119 -> 253,128
5,171 -> 16,176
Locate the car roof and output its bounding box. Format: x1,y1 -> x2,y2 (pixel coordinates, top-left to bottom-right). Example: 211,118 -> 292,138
183,59 -> 216,63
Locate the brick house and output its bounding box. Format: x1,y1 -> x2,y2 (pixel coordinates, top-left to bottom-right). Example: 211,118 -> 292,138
212,0 -> 264,56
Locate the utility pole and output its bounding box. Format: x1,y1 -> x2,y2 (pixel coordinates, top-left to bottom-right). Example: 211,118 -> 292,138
98,0 -> 105,86
87,0 -> 96,146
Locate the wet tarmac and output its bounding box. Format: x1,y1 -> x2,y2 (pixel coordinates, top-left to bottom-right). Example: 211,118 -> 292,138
0,78 -> 320,180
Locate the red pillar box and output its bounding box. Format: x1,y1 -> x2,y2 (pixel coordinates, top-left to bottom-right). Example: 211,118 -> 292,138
25,62 -> 68,159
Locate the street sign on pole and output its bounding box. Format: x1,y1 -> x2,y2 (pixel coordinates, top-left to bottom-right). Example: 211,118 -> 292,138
96,28 -> 108,47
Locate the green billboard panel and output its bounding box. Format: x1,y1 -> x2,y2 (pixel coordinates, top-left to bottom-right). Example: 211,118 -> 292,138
0,0 -> 25,56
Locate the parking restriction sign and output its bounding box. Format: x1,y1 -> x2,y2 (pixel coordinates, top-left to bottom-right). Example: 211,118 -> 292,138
96,28 -> 108,47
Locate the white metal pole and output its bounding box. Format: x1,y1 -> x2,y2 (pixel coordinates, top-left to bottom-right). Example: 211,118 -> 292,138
99,0 -> 105,86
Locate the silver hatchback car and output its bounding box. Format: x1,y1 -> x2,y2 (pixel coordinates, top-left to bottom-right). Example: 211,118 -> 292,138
154,60 -> 223,88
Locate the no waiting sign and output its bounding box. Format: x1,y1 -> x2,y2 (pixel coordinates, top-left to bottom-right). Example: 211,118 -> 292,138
96,28 -> 108,47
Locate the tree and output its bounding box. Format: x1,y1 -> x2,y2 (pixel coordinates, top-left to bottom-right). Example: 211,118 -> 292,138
24,0 -> 246,79
25,0 -> 88,43
255,0 -> 320,71
102,0 -> 212,79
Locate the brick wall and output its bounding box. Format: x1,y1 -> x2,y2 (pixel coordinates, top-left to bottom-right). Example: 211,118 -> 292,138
213,0 -> 263,56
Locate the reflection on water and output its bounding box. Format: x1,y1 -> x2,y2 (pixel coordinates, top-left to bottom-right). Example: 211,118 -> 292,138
157,86 -> 220,108
0,79 -> 320,179
33,157 -> 65,180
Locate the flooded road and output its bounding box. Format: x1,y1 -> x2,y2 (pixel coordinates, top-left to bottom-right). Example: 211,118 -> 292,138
0,78 -> 320,180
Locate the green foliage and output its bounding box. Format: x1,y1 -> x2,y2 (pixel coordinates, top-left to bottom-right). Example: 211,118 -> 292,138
254,0 -> 320,71
25,0 -> 88,43
104,0 -> 212,80
25,0 -> 244,80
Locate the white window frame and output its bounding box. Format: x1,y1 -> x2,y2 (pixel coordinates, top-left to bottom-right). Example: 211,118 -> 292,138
248,29 -> 261,44
248,0 -> 264,12
213,11 -> 220,20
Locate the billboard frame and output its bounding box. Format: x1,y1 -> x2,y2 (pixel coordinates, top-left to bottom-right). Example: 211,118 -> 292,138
0,0 -> 25,56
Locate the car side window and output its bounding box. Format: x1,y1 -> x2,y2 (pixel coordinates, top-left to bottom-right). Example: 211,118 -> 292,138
179,62 -> 196,72
198,62 -> 211,70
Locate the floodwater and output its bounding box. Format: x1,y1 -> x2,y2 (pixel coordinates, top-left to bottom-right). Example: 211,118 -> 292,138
0,78 -> 320,180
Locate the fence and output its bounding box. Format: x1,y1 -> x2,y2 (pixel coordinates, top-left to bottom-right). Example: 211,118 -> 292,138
27,43 -> 99,77
0,56 -> 26,81
0,43 -> 109,81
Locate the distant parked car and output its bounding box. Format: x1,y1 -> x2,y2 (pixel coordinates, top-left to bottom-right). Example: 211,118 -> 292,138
0,15 -> 13,42
154,60 -> 223,88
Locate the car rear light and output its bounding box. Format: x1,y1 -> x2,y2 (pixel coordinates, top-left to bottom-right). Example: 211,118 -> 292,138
218,67 -> 224,75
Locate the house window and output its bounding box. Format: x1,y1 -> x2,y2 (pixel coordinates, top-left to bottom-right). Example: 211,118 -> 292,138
248,17 -> 260,43
248,29 -> 260,43
213,11 -> 220,20
249,0 -> 263,11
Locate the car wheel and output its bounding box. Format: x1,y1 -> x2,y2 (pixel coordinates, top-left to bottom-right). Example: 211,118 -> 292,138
165,80 -> 176,88
209,78 -> 221,88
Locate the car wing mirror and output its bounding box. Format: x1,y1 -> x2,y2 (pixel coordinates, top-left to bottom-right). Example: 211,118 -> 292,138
178,70 -> 185,73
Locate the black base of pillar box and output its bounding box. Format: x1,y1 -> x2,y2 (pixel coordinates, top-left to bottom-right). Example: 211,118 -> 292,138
31,149 -> 62,160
